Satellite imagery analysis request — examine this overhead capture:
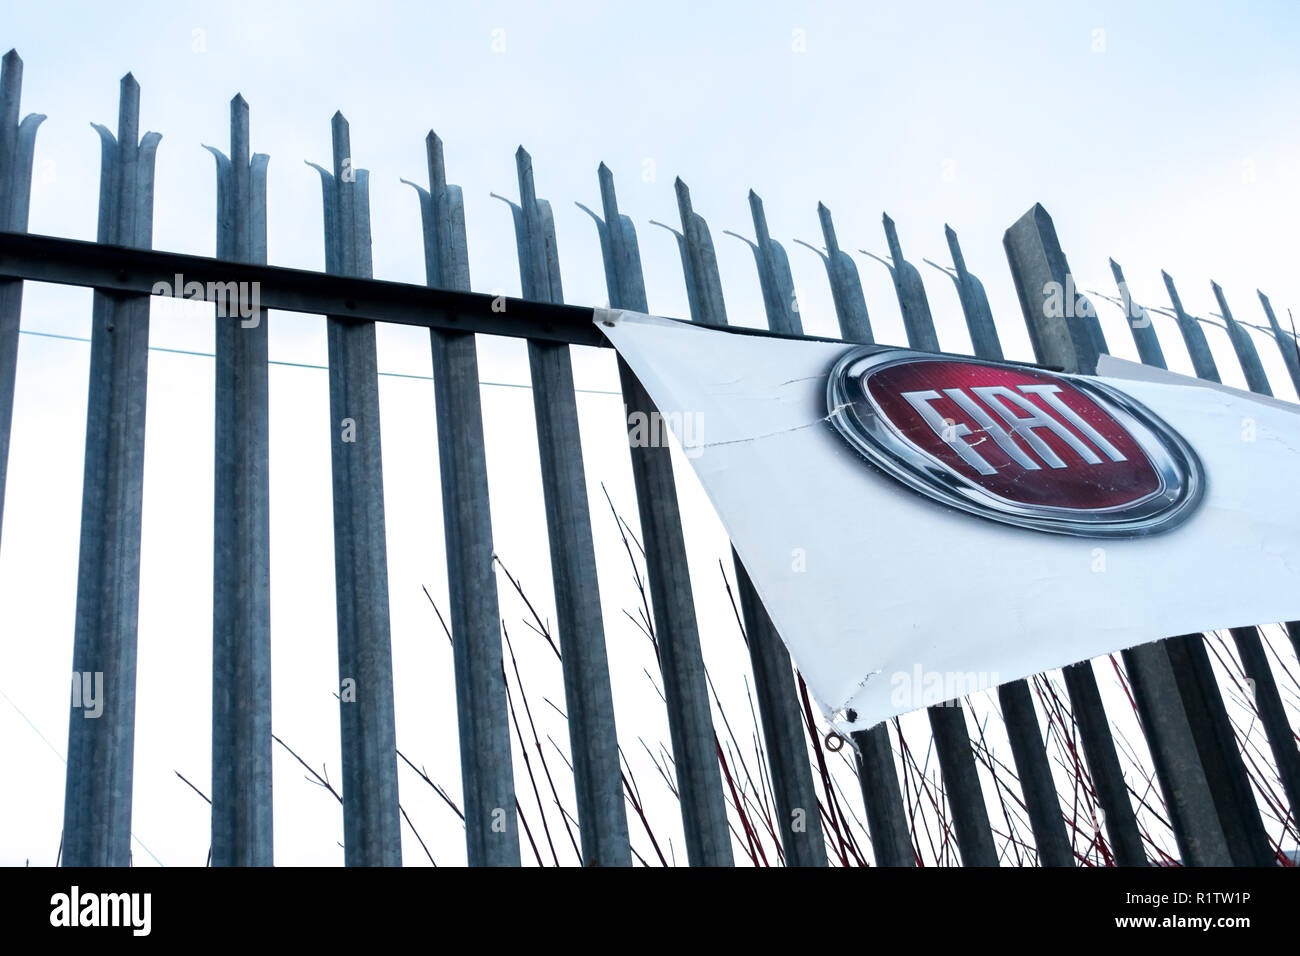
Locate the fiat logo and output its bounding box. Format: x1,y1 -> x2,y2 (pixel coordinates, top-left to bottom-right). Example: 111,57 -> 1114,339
826,346 -> 1204,537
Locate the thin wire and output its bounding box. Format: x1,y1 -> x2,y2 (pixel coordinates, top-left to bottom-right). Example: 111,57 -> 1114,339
17,329 -> 623,396
0,683 -> 166,867
1088,291 -> 1296,339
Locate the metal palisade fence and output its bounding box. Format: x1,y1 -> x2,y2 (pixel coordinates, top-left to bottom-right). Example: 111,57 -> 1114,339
0,49 -> 1297,867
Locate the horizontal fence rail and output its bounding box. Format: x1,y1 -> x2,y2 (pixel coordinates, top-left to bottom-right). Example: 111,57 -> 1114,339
0,48 -> 1298,867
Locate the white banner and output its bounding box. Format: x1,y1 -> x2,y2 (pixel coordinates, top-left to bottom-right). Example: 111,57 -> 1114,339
597,308 -> 1300,732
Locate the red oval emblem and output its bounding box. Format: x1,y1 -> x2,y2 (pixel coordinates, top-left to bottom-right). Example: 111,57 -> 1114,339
827,347 -> 1203,536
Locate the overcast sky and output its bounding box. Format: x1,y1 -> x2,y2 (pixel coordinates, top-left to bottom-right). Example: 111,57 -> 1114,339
2,0 -> 1298,866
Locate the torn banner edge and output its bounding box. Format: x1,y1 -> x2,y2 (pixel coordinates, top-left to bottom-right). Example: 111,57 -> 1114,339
594,307 -> 890,738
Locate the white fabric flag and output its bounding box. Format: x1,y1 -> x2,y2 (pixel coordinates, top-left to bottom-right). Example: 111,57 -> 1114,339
597,308 -> 1300,733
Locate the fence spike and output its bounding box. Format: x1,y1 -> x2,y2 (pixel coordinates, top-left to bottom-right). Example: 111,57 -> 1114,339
1160,270 -> 1221,382
849,724 -> 913,866
871,213 -> 939,352
1211,282 -> 1272,396
1058,661 -> 1150,865
1108,259 -> 1166,368
1004,203 -> 1107,372
1163,631 -> 1276,865
1256,290 -> 1300,398
0,47 -> 44,550
794,203 -> 872,343
585,165 -> 744,864
209,93 -> 273,867
731,191 -> 800,335
63,71 -> 159,867
309,114 -> 402,866
405,130 -> 521,867
941,225 -> 1003,361
672,177 -> 727,325
646,174 -> 766,866
710,190 -> 826,866
498,149 -> 631,866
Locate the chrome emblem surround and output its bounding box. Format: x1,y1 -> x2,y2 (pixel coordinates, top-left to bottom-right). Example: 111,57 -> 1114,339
826,346 -> 1205,538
